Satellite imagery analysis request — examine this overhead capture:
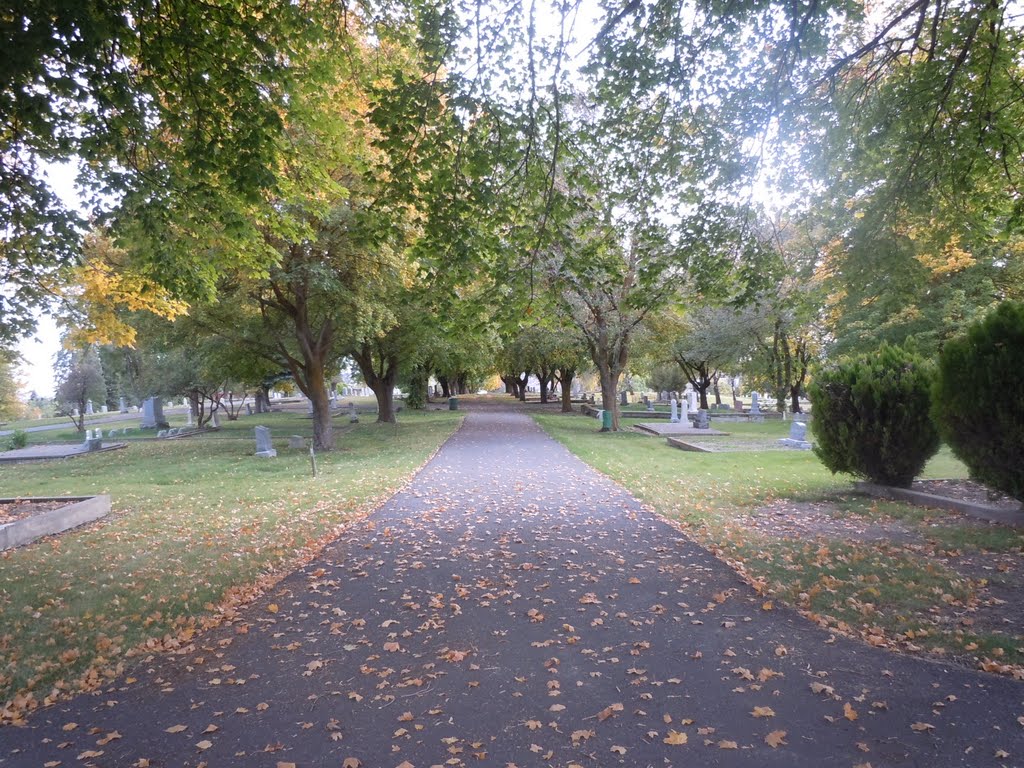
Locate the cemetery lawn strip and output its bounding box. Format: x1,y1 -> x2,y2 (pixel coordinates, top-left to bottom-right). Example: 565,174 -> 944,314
533,412 -> 1024,671
0,410 -> 462,717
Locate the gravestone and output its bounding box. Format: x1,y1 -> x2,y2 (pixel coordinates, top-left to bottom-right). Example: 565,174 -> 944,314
254,426 -> 277,458
779,419 -> 812,450
670,398 -> 679,423
210,409 -> 220,428
71,408 -> 79,417
100,405 -> 108,413
246,403 -> 253,416
349,402 -> 359,423
157,429 -> 168,438
83,429 -> 102,451
288,435 -> 305,449
85,399 -> 94,415
645,397 -> 655,413
691,409 -> 710,429
750,392 -> 763,423
620,391 -> 628,406
140,397 -> 168,429
167,427 -> 179,436
588,394 -> 596,405
687,391 -> 698,413
185,409 -> 193,426
119,396 -> 128,413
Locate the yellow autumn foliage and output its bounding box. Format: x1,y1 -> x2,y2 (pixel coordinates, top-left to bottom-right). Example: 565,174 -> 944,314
914,234 -> 976,277
61,234 -> 189,348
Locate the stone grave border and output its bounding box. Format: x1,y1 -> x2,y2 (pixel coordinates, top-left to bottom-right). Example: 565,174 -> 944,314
854,481 -> 1023,527
0,495 -> 112,550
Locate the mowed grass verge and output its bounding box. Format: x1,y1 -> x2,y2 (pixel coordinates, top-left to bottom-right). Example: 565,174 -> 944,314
533,412 -> 1024,674
0,410 -> 462,722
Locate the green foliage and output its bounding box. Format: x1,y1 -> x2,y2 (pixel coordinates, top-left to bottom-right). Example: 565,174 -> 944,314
7,430 -> 28,450
933,301 -> 1024,501
808,344 -> 940,488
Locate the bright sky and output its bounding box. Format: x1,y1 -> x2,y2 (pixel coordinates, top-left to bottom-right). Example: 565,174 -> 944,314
15,162 -> 78,399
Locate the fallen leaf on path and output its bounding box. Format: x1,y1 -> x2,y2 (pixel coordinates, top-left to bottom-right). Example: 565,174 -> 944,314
765,730 -> 787,748
663,730 -> 687,745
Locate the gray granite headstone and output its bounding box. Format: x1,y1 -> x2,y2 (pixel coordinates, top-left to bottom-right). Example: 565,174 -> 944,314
85,399 -> 94,415
210,409 -> 220,428
254,425 -> 277,458
779,419 -> 812,449
620,391 -> 628,406
670,398 -> 679,423
140,397 -> 168,429
119,396 -> 128,413
185,408 -> 193,426
288,435 -> 305,449
100,404 -> 108,413
692,409 -> 710,429
646,398 -> 655,413
349,402 -> 359,423
750,392 -> 764,422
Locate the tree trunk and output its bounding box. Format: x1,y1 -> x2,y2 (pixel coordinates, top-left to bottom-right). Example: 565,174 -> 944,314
697,384 -> 710,410
712,375 -> 722,405
538,366 -> 550,404
501,375 -> 515,395
438,376 -> 451,399
597,364 -> 620,431
353,343 -> 399,424
516,372 -> 529,402
560,369 -> 575,413
304,364 -> 335,449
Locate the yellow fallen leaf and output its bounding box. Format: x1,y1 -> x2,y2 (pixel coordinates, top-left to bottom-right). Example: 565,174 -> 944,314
610,746 -> 626,755
663,730 -> 688,745
276,763 -> 297,768
342,760 -> 361,768
844,703 -> 858,721
196,740 -> 213,750
911,722 -> 935,732
752,706 -> 775,718
718,740 -> 738,749
165,725 -> 187,734
44,762 -> 61,768
395,762 -> 415,768
267,603 -> 279,613
765,730 -> 787,748
203,724 -> 218,734
77,752 -> 104,760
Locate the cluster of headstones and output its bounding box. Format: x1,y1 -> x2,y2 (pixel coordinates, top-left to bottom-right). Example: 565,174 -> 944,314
156,426 -> 195,438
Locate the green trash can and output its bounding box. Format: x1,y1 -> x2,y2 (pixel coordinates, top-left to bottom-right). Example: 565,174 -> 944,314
448,397 -> 458,411
600,409 -> 612,431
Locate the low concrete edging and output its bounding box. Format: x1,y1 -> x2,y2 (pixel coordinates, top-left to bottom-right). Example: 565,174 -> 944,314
854,482 -> 1023,527
0,495 -> 112,550
666,437 -> 713,453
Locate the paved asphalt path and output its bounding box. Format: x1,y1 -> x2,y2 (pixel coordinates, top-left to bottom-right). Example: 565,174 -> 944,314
3,409 -> 1024,767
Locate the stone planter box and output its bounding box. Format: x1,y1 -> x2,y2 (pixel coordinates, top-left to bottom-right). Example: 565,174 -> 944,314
0,495 -> 111,551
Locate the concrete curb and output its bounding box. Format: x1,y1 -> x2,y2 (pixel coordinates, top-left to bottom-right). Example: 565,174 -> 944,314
665,437 -> 713,453
854,481 -> 1023,527
0,495 -> 112,550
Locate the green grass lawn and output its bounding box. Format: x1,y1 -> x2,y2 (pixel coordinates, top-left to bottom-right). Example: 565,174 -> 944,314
0,410 -> 462,722
533,411 -> 1024,671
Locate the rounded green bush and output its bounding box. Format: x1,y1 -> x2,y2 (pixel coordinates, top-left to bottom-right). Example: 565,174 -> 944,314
808,343 -> 940,487
933,301 -> 1024,501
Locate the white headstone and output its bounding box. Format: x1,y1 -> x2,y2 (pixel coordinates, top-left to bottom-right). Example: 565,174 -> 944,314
119,396 -> 128,413
687,391 -> 698,413
670,398 -> 679,423
85,399 -> 94,415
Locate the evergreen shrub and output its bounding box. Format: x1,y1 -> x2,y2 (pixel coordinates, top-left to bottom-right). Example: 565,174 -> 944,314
808,344 -> 939,487
933,301 -> 1024,501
